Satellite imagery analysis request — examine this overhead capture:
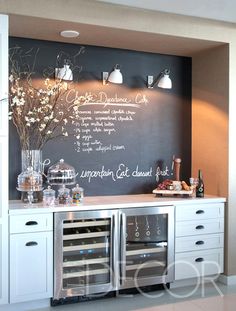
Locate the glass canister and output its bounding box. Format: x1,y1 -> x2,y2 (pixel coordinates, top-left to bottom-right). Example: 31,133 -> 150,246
72,184 -> 84,204
17,167 -> 43,191
58,185 -> 71,205
43,186 -> 56,206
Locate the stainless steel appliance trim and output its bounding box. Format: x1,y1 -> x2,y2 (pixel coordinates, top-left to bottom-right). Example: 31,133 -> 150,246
120,211 -> 126,286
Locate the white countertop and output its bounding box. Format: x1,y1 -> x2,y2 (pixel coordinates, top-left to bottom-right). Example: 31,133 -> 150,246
9,194 -> 226,215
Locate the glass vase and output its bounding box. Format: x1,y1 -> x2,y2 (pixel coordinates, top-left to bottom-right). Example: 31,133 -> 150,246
21,149 -> 43,203
21,149 -> 42,172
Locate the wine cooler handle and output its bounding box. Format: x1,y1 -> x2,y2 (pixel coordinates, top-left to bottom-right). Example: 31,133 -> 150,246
120,212 -> 126,286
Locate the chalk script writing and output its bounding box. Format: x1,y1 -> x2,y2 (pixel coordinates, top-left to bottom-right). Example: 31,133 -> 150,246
80,163 -> 154,183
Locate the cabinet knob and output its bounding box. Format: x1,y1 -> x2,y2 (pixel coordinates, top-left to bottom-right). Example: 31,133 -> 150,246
195,225 -> 204,230
196,210 -> 205,214
195,257 -> 204,262
25,221 -> 38,226
25,241 -> 38,247
195,240 -> 204,245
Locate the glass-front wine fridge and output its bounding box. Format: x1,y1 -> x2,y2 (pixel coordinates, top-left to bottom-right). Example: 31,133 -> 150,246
53,206 -> 174,300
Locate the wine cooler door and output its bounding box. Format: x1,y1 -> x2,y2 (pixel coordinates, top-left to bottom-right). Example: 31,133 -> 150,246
54,210 -> 118,300
120,206 -> 174,290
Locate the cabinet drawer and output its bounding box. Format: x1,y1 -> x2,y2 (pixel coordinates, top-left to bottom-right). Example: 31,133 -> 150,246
175,249 -> 224,280
175,233 -> 224,253
175,218 -> 224,237
176,203 -> 224,221
10,213 -> 53,233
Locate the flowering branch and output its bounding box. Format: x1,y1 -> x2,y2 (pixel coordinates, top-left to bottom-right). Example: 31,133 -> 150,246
8,46 -> 86,150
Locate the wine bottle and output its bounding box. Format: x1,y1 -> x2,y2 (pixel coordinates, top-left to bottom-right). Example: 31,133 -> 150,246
196,169 -> 204,197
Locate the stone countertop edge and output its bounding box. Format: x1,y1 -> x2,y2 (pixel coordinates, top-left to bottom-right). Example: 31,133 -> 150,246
8,194 -> 227,215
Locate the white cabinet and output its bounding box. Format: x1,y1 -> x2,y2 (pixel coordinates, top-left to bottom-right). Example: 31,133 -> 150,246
9,213 -> 53,303
175,202 -> 224,280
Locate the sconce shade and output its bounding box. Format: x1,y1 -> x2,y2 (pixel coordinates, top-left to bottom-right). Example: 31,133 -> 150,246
147,69 -> 172,89
55,64 -> 73,81
157,73 -> 172,89
107,65 -> 123,84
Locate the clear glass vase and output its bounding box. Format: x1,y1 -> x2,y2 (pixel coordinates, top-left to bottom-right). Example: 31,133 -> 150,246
21,149 -> 43,203
21,149 -> 42,172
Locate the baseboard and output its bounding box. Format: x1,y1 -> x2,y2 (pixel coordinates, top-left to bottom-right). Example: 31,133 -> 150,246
218,274 -> 236,285
0,298 -> 50,311
170,275 -> 220,289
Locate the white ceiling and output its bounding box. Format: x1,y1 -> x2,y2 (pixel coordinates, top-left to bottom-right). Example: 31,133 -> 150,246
96,0 -> 236,23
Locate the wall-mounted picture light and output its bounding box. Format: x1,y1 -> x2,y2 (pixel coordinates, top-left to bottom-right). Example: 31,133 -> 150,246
147,69 -> 172,89
55,59 -> 73,81
102,64 -> 123,85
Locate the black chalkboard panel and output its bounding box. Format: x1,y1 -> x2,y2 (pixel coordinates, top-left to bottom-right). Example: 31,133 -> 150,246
9,37 -> 191,199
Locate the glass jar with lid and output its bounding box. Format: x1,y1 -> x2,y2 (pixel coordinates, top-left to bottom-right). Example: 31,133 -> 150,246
47,159 -> 77,185
72,184 -> 84,204
43,186 -> 56,206
17,167 -> 43,191
58,185 -> 71,205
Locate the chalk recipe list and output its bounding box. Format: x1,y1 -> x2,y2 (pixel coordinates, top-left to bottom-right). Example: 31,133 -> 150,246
65,90 -> 149,154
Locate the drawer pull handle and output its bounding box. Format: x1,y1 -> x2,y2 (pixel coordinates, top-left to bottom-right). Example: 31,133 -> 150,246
195,257 -> 204,263
196,210 -> 205,214
25,241 -> 38,247
196,225 -> 204,230
195,240 -> 204,245
25,221 -> 38,226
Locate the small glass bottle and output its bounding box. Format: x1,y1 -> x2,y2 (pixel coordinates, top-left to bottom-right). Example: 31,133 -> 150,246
58,185 -> 71,205
196,169 -> 204,197
43,186 -> 56,206
72,184 -> 84,204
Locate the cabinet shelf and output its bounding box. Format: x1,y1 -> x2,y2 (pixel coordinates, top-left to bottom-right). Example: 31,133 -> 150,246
63,268 -> 109,279
63,242 -> 108,252
63,231 -> 110,240
63,257 -> 109,267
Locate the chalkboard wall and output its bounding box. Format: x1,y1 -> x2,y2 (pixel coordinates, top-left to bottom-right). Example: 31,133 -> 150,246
9,37 -> 192,199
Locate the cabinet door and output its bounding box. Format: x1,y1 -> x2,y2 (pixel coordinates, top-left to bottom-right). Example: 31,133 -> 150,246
10,232 -> 53,303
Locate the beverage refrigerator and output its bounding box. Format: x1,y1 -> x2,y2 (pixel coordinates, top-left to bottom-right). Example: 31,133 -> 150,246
53,206 -> 174,300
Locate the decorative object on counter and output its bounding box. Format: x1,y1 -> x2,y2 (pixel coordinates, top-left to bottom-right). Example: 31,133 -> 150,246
46,159 -> 77,185
102,64 -> 123,85
172,156 -> 182,181
43,186 -> 56,206
58,185 -> 71,205
196,169 -> 204,197
72,184 -> 84,204
147,69 -> 172,89
189,177 -> 198,197
153,156 -> 194,197
17,167 -> 43,204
